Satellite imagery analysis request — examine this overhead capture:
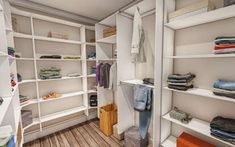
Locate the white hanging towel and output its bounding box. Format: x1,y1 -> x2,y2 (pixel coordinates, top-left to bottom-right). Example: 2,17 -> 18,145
109,62 -> 117,91
131,7 -> 146,63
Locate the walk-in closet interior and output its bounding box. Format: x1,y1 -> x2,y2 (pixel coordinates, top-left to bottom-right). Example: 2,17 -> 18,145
1,0 -> 235,147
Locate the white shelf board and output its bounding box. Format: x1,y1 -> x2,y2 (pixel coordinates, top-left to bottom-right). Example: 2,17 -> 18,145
165,5 -> 235,30
40,106 -> 87,122
37,76 -> 83,82
161,135 -> 177,147
34,36 -> 82,44
88,90 -> 97,93
39,91 -> 86,103
87,59 -> 96,61
163,113 -> 234,146
163,87 -> 235,103
86,42 -> 96,46
20,99 -> 38,109
13,32 -> 32,39
16,58 -> 34,61
36,58 -> 83,61
166,54 -> 235,59
89,106 -> 98,109
5,27 -> 13,32
0,97 -> 12,125
23,118 -> 40,132
97,58 -> 117,62
96,35 -> 116,44
87,74 -> 96,78
121,79 -> 154,89
19,79 -> 36,85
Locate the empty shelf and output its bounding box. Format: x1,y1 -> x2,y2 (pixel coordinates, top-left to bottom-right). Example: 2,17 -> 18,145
18,79 -> 37,84
13,32 -> 32,39
39,91 -> 86,103
16,58 -> 34,61
86,42 -> 96,46
163,113 -> 234,146
164,87 -> 235,103
23,118 -> 40,132
37,76 -> 83,82
161,135 -> 177,147
40,106 -> 87,122
121,79 -> 154,88
88,90 -> 97,93
20,99 -> 38,109
165,5 -> 235,30
97,35 -> 116,44
87,74 -> 96,78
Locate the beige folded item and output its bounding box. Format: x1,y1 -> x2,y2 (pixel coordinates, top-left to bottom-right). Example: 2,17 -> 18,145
168,0 -> 215,20
43,92 -> 62,100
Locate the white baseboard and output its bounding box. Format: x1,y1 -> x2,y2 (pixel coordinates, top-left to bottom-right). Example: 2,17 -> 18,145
24,111 -> 97,143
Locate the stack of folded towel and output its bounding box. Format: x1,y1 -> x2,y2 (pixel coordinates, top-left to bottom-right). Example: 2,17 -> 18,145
19,95 -> 29,105
167,73 -> 195,91
210,116 -> 235,145
8,47 -> 16,57
213,79 -> 235,99
169,107 -> 192,124
39,67 -> 62,80
40,55 -> 61,59
214,36 -> 235,54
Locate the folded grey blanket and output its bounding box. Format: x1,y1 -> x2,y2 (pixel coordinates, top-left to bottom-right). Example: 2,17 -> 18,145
168,73 -> 196,81
210,116 -> 235,133
169,107 -> 192,124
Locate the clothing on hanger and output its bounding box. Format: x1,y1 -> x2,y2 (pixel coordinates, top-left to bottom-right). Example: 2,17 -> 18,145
109,62 -> 117,91
131,7 -> 146,63
100,63 -> 111,88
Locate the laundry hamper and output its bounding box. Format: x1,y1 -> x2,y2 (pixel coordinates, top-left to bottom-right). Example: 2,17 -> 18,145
99,104 -> 117,136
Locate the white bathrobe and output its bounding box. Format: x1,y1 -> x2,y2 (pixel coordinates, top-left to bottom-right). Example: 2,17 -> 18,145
131,7 -> 146,63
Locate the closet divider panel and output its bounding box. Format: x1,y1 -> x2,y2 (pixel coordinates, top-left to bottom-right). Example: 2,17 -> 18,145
116,14 -> 135,134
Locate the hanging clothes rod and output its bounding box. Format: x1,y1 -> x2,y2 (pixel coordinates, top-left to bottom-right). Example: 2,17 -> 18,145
119,8 -> 156,20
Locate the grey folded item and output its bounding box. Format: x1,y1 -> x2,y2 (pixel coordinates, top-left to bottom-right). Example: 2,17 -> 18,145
211,116 -> 235,133
168,84 -> 193,91
169,107 -> 192,124
167,81 -> 193,86
168,73 -> 196,80
213,88 -> 235,99
67,73 -> 81,77
143,78 -> 154,85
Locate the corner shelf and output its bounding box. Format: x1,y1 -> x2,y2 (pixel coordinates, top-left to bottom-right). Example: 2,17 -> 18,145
18,79 -> 36,85
163,87 -> 235,103
161,135 -> 177,147
96,35 -> 116,44
23,118 -> 40,132
20,99 -> 38,109
162,113 -> 234,146
165,5 -> 235,30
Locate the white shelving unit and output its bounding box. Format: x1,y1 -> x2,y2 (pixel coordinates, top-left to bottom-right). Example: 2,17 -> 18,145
4,6 -> 97,144
0,97 -> 12,124
159,1 -> 235,146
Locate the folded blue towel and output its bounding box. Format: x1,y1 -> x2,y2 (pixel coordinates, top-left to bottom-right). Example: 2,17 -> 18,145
214,79 -> 235,91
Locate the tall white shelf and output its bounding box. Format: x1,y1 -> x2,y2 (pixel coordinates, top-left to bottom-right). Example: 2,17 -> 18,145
0,6 -> 97,144
159,1 -> 235,147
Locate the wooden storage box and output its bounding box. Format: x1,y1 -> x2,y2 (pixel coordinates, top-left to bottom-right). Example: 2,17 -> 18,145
99,103 -> 117,136
103,27 -> 116,38
177,132 -> 216,147
48,31 -> 68,39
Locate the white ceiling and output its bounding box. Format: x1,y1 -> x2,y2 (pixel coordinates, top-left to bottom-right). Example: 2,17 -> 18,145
28,0 -> 134,20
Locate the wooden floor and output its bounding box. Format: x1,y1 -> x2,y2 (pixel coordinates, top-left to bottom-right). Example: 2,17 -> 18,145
24,119 -> 124,147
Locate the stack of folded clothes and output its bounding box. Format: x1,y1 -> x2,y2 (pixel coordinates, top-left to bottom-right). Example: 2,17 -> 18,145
8,47 -> 16,57
87,52 -> 96,59
39,67 -> 62,80
40,55 -> 61,59
63,55 -> 81,60
167,73 -> 195,91
213,79 -> 235,99
214,36 -> 235,54
19,95 -> 29,105
169,107 -> 192,124
210,116 -> 235,145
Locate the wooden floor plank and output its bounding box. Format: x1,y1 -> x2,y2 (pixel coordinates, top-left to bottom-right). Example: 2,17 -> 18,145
23,119 -> 124,147
48,134 -> 60,147
82,123 -> 110,147
56,132 -> 71,147
76,125 -> 99,147
88,122 -> 120,147
64,129 -> 80,147
70,127 -> 90,147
